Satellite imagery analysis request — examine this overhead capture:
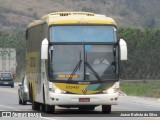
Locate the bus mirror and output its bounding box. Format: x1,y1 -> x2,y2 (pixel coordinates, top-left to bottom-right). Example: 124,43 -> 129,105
41,38 -> 48,60
119,39 -> 127,60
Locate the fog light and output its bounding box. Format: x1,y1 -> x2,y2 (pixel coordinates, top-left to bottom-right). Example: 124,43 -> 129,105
50,97 -> 55,101
115,98 -> 118,101
56,98 -> 59,101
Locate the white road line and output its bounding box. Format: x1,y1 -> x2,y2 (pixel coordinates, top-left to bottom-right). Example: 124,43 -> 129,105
120,100 -> 160,108
0,105 -> 20,111
0,89 -> 17,94
41,117 -> 57,120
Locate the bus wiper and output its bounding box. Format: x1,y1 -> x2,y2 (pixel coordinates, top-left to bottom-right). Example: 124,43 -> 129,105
68,52 -> 82,82
113,46 -> 117,73
85,61 -> 102,82
85,54 -> 102,82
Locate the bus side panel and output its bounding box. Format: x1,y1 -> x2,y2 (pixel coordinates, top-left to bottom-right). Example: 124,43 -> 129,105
35,23 -> 49,104
26,22 -> 49,104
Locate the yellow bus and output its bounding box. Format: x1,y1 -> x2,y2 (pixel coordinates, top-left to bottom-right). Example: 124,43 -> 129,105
25,12 -> 127,113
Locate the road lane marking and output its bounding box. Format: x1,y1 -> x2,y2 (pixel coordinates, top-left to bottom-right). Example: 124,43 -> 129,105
0,88 -> 18,94
120,100 -> 160,108
0,105 -> 20,111
41,117 -> 57,120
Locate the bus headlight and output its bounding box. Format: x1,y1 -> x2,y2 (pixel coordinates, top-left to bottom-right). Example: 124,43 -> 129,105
55,89 -> 62,94
107,88 -> 115,94
49,88 -> 66,94
103,88 -> 119,94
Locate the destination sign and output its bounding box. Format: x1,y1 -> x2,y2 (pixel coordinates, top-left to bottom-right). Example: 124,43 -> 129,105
56,74 -> 80,79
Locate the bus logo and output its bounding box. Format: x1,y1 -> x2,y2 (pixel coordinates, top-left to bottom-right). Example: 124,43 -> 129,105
82,88 -> 87,94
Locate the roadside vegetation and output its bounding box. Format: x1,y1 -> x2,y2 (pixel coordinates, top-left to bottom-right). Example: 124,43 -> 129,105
120,81 -> 160,98
1,27 -> 160,82
1,0 -> 160,81
118,28 -> 160,80
0,29 -> 26,79
1,0 -> 160,29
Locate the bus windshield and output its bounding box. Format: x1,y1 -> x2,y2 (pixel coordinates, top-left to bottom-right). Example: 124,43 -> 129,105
49,45 -> 118,82
50,26 -> 116,42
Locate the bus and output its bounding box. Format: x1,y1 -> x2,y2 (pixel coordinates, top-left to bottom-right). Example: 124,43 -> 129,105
25,12 -> 127,113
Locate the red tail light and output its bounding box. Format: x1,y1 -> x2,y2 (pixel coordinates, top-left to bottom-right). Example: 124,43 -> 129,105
13,74 -> 16,77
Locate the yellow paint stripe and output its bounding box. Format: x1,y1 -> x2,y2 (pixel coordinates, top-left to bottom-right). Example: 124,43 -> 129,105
54,83 -> 99,94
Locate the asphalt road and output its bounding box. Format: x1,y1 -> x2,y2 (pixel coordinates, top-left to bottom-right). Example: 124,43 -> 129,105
0,83 -> 160,120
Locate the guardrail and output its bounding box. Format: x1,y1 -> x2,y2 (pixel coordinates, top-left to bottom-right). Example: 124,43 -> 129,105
121,80 -> 160,83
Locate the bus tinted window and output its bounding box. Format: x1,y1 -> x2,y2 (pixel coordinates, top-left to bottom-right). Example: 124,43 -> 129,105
50,26 -> 116,42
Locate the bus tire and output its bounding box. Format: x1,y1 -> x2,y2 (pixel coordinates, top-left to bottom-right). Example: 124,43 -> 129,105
102,105 -> 111,114
45,105 -> 55,114
19,97 -> 22,105
29,84 -> 32,102
43,86 -> 55,113
32,101 -> 40,110
41,104 -> 45,112
32,101 -> 36,110
22,99 -> 27,105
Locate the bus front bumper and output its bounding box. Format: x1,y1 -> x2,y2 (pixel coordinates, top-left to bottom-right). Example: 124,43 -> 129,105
48,92 -> 119,105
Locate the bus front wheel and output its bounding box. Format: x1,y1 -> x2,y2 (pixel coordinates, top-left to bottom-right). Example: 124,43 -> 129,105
43,87 -> 55,113
45,105 -> 55,114
102,105 -> 111,113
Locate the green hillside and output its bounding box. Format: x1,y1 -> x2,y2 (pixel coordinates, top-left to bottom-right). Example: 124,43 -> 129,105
0,0 -> 160,30
1,0 -> 160,79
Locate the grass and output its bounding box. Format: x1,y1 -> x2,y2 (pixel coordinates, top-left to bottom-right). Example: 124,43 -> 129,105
120,81 -> 160,98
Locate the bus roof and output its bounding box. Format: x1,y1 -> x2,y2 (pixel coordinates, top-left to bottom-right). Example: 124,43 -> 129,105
28,12 -> 116,28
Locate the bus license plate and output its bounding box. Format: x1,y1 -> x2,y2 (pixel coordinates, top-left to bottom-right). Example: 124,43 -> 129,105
79,98 -> 90,102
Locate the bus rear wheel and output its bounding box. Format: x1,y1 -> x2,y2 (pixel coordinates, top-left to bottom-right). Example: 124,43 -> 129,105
102,105 -> 111,113
32,101 -> 40,110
